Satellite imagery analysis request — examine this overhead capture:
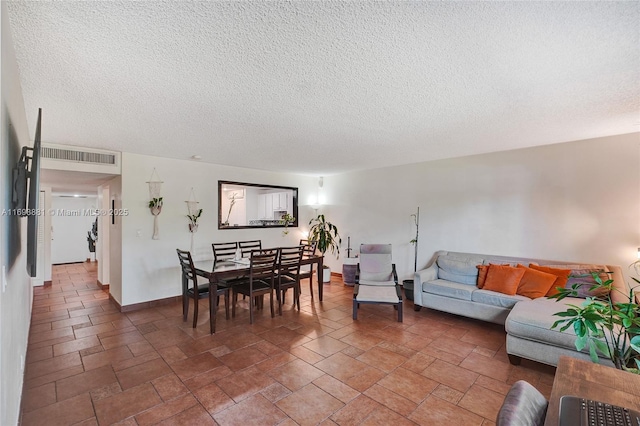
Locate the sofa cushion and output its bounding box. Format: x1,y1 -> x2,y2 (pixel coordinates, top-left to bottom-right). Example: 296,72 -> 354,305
471,289 -> 529,308
505,297 -> 610,355
483,264 -> 526,295
516,265 -> 557,299
436,257 -> 479,285
477,263 -> 513,289
476,265 -> 489,288
565,268 -> 610,298
423,279 -> 475,301
528,264 -> 571,297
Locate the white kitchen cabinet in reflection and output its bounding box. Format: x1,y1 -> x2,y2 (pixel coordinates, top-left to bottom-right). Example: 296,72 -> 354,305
258,192 -> 292,219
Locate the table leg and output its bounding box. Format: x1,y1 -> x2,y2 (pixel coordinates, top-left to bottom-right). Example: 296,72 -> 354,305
318,257 -> 323,301
208,281 -> 215,334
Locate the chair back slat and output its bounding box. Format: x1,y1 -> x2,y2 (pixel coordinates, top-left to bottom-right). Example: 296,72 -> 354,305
176,249 -> 196,280
279,246 -> 304,276
239,240 -> 262,258
249,249 -> 278,283
212,242 -> 237,262
359,244 -> 393,281
299,239 -> 317,257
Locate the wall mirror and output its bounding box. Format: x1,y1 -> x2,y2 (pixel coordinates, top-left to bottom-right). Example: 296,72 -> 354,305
218,180 -> 299,229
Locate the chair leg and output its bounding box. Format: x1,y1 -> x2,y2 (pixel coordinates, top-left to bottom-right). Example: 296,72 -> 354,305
352,298 -> 358,320
269,291 -> 274,318
249,292 -> 255,324
309,275 -> 314,299
276,287 -> 283,316
397,301 -> 403,322
224,290 -> 230,320
295,283 -> 300,311
209,291 -> 217,334
192,296 -> 198,328
232,290 -> 238,318
182,294 -> 188,322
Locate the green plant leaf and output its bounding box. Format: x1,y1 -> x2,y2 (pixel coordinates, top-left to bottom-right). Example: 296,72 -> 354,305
589,343 -> 599,363
555,309 -> 579,317
593,339 -> 610,358
575,335 -> 587,351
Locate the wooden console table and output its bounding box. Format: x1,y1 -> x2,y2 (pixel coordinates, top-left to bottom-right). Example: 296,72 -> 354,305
544,356 -> 640,425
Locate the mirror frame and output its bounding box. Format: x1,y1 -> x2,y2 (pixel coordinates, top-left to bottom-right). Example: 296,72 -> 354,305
218,180 -> 299,230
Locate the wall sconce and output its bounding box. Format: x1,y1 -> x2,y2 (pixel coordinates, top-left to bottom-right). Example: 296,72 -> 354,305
309,176 -> 324,214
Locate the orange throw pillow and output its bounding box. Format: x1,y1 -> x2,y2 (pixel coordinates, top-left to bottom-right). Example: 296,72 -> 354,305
515,264 -> 557,299
528,264 -> 571,296
476,265 -> 489,288
483,264 -> 526,296
477,264 -> 513,288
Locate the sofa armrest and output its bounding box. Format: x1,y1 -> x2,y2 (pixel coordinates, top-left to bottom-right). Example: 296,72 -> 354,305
415,265 -> 437,283
413,264 -> 438,306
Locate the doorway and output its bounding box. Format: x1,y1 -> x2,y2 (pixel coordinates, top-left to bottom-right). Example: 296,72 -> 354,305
40,169 -> 117,291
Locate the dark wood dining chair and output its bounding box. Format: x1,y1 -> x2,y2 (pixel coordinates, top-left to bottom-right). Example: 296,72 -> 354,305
238,240 -> 262,258
212,242 -> 238,262
276,246 -> 304,314
229,249 -> 278,324
176,249 -> 229,331
298,239 -> 318,297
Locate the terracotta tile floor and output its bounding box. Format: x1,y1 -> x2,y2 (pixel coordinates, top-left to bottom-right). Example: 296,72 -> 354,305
20,262 -> 556,425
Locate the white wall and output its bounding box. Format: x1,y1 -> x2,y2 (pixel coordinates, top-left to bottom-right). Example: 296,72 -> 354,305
1,3 -> 34,424
108,176 -> 123,304
51,196 -> 97,264
118,153 -> 317,306
324,133 -> 640,282
42,187 -> 52,283
97,185 -> 110,286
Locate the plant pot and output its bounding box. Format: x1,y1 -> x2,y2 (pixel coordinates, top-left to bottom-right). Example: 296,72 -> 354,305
342,263 -> 356,286
322,266 -> 331,283
189,223 -> 198,233
403,279 -> 414,301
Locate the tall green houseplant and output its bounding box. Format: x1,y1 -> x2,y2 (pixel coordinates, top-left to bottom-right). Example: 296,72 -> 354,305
550,272 -> 640,373
308,214 -> 341,282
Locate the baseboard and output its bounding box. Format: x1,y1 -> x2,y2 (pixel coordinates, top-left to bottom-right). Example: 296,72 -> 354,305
96,279 -> 109,290
117,295 -> 182,313
331,272 -> 342,277
108,293 -> 122,311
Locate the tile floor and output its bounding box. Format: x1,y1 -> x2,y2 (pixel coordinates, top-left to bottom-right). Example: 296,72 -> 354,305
20,262 -> 556,425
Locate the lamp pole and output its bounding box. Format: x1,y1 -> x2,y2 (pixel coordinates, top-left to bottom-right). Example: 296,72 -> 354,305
414,207 -> 419,272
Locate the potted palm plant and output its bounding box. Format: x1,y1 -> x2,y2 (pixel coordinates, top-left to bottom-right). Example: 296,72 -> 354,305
550,272 -> 640,373
308,214 -> 341,283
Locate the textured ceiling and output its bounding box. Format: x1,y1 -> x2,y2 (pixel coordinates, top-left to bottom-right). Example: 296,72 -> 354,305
6,1 -> 640,175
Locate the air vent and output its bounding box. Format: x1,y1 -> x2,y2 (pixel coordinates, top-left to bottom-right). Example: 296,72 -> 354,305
41,143 -> 121,175
42,147 -> 116,165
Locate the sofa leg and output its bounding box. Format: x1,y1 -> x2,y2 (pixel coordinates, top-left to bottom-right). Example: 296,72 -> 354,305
508,354 -> 522,365
413,304 -> 422,312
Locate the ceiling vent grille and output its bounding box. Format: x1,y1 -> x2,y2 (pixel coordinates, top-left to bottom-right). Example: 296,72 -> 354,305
42,146 -> 116,165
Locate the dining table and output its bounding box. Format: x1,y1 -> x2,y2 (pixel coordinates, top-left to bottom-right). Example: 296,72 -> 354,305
193,253 -> 325,331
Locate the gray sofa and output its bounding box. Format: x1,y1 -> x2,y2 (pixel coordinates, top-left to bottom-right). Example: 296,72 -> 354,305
414,251 -> 628,367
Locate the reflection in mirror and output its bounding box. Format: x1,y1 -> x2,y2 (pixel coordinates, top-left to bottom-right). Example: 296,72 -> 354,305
218,181 -> 299,229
